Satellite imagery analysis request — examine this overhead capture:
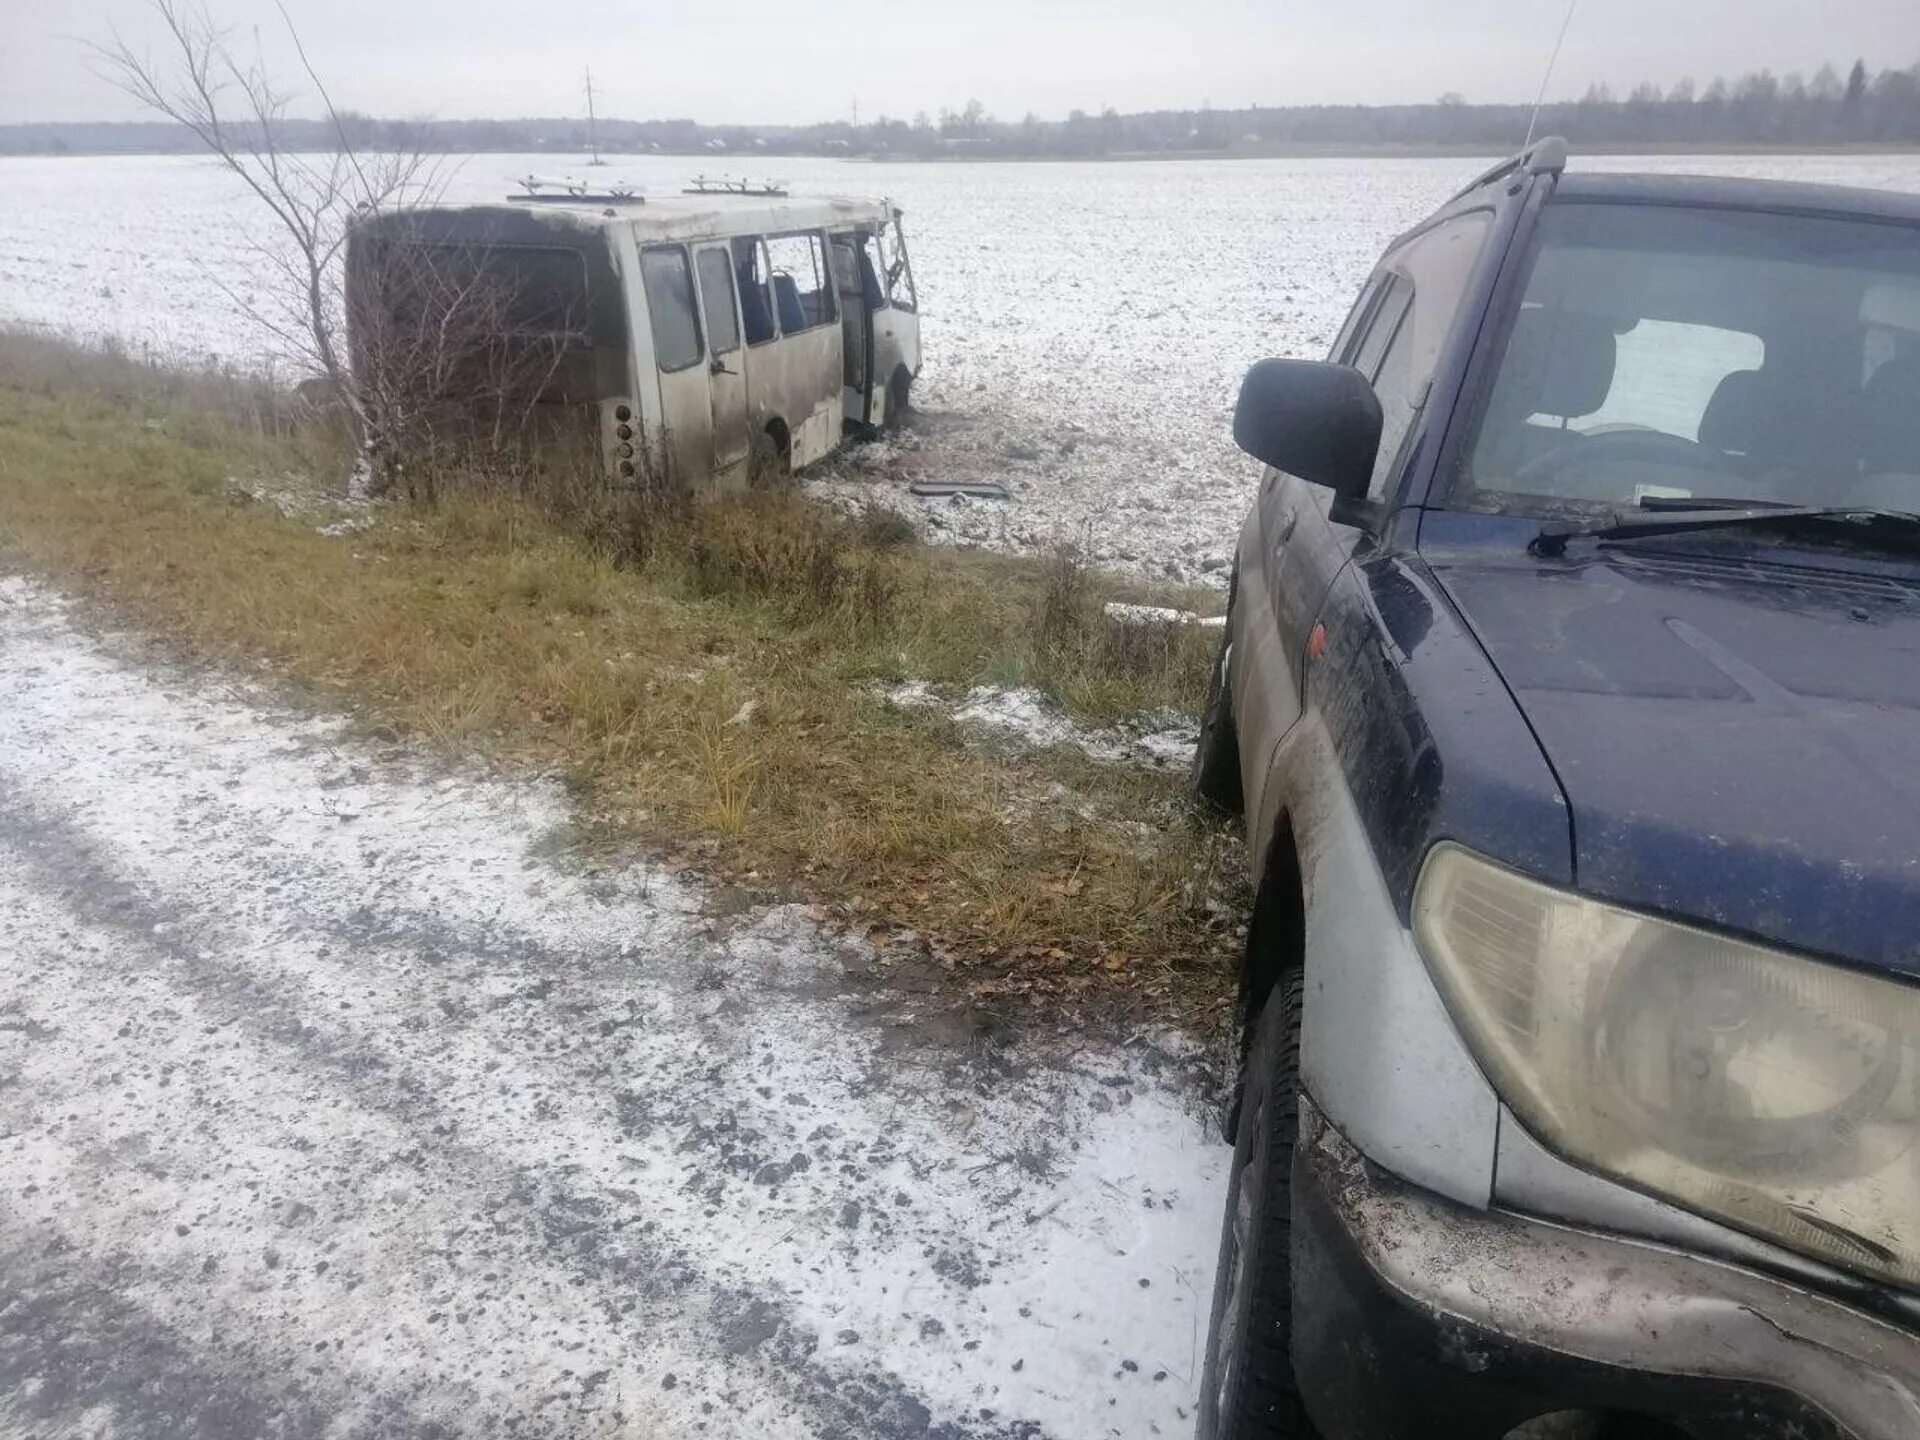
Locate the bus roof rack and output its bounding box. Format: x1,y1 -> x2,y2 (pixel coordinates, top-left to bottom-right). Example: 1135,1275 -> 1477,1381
683,175 -> 790,197
508,174 -> 645,204
1446,135 -> 1568,203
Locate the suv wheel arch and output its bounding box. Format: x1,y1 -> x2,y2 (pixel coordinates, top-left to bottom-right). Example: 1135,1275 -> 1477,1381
1227,816 -> 1307,1135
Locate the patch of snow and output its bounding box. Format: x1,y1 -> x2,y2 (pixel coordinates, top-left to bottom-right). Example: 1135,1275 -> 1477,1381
953,685 -> 1083,750
881,681 -> 1198,773
880,677 -> 941,709
1104,601 -> 1225,629
0,575 -> 1229,1440
1130,727 -> 1203,770
230,470 -> 374,534
229,472 -> 320,517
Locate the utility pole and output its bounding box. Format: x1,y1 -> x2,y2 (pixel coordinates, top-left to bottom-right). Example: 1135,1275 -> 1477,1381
852,96 -> 860,128
584,67 -> 605,165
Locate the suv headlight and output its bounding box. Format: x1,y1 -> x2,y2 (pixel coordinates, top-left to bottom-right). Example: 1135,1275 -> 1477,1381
1414,842 -> 1920,1291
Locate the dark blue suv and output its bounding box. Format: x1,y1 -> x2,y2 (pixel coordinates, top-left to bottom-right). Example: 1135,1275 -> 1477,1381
1192,140 -> 1920,1440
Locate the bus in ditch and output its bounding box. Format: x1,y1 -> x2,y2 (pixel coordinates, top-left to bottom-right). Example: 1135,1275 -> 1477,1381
346,181 -> 921,489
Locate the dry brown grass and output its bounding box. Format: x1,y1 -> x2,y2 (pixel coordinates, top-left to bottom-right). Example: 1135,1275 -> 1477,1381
0,330 -> 1244,1024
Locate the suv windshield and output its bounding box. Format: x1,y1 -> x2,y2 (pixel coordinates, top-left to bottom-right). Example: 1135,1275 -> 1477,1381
1455,201 -> 1920,515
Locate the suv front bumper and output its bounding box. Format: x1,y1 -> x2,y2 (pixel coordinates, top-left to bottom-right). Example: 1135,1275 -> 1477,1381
1292,1106 -> 1920,1440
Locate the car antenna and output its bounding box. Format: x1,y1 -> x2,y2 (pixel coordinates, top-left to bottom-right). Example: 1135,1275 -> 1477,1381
1525,0 -> 1580,147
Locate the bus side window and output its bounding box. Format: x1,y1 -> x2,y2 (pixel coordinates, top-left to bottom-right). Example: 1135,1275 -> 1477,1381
766,232 -> 837,333
639,245 -> 702,373
696,247 -> 741,358
732,236 -> 775,346
828,237 -> 859,299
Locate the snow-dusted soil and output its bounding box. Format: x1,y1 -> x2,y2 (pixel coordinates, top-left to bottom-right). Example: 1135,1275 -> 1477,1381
880,681 -> 1198,773
6,152 -> 1918,586
0,575 -> 1229,1440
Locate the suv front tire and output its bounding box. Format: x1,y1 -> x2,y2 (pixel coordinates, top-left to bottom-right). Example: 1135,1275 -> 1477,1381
1198,971 -> 1313,1438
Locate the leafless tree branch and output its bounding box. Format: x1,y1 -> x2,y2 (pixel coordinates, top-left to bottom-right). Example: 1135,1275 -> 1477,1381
91,0 -> 573,498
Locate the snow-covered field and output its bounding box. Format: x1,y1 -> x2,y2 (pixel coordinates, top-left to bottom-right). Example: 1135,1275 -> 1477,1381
0,575 -> 1229,1440
5,151 -> 1920,581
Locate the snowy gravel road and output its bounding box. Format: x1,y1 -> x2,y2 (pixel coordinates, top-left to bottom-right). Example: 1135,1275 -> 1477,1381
0,576 -> 1229,1440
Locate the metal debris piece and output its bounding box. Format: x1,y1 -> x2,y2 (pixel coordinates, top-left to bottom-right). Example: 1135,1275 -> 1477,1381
907,480 -> 1012,501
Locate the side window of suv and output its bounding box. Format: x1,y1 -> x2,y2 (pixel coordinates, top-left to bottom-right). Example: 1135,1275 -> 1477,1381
1328,274 -> 1388,364
1349,211 -> 1495,499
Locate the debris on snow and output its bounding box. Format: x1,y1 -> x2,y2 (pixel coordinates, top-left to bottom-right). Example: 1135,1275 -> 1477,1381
908,479 -> 1013,501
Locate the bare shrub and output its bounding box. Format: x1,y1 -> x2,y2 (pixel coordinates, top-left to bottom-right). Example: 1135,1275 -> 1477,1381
855,504 -> 919,550
853,557 -> 901,630
93,2 -> 594,501
343,237 -> 587,501
92,2 -> 443,484
683,496 -> 899,628
577,474 -> 686,571
1021,536 -> 1218,708
1035,539 -> 1096,653
1096,612 -> 1198,689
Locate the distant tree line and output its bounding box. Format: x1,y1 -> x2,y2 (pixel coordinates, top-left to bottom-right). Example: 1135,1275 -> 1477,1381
8,57 -> 1918,159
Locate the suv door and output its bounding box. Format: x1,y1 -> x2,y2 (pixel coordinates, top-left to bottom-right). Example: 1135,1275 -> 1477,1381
1229,271 -> 1387,831
1257,210 -> 1495,738
1271,273 -> 1414,703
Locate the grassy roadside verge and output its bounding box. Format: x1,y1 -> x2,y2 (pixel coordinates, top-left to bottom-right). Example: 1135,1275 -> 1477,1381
0,331 -> 1244,1024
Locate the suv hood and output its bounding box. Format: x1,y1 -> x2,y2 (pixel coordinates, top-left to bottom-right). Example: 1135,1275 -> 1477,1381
1432,543 -> 1920,978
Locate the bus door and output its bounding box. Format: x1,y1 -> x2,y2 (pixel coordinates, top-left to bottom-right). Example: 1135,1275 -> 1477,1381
638,242 -> 715,485
830,234 -> 873,425
694,243 -> 751,483
870,214 -> 920,425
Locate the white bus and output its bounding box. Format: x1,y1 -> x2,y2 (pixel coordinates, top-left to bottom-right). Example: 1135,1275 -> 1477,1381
347,185 -> 921,489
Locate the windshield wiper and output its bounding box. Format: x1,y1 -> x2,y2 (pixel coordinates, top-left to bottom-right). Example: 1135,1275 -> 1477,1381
1634,495 -> 1804,512
1529,502 -> 1920,557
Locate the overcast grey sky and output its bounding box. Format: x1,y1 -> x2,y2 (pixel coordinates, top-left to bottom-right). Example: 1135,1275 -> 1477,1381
3,0 -> 1915,127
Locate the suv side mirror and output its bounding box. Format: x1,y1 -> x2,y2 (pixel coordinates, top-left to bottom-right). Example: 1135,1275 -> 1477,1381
1234,359 -> 1383,506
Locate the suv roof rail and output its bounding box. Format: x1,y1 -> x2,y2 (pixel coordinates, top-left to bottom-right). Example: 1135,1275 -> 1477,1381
1447,135 -> 1568,203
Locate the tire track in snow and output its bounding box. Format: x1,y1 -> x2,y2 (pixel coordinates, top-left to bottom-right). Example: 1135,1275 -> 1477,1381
0,577 -> 1229,1440
0,1223 -> 363,1440
0,853 -> 826,1438
0,800 -> 1028,1439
